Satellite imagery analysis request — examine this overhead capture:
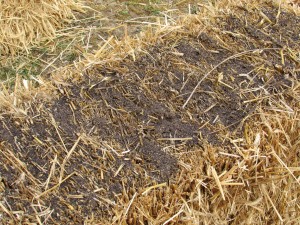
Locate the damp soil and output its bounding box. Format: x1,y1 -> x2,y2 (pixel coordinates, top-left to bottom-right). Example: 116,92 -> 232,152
0,4 -> 299,224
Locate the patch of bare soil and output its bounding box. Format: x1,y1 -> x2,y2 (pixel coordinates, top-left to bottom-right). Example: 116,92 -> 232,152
0,2 -> 299,224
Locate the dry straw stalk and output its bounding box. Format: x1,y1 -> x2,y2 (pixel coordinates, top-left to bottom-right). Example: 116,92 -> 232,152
0,0 -> 84,56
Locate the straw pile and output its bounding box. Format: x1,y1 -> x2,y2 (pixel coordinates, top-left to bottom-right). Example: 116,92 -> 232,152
0,0 -> 83,56
0,0 -> 299,224
108,111 -> 300,224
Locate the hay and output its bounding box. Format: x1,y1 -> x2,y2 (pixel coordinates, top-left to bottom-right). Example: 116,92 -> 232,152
0,0 -> 300,224
0,0 -> 84,56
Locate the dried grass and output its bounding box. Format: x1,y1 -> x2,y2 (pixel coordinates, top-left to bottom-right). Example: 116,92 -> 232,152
0,0 -> 84,56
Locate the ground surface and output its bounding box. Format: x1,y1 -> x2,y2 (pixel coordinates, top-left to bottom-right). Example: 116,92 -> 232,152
0,0 -> 199,83
0,1 -> 300,224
